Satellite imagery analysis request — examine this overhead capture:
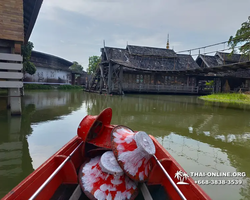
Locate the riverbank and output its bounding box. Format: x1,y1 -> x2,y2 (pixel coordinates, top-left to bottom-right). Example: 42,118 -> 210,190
0,85 -> 82,96
24,84 -> 83,90
199,93 -> 250,105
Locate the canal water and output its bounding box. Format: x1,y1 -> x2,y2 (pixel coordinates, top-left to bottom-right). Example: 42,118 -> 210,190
0,90 -> 250,199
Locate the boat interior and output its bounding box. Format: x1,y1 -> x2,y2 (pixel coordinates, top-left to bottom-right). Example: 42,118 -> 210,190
3,110 -> 209,200
50,142 -> 170,200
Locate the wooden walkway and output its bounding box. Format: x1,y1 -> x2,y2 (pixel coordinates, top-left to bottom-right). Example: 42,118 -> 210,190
122,83 -> 199,94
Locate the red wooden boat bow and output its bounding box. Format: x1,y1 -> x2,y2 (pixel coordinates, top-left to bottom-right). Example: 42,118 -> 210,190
2,107 -> 211,200
29,141 -> 84,200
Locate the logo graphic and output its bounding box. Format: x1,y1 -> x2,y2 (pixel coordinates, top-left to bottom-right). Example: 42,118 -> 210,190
174,170 -> 189,185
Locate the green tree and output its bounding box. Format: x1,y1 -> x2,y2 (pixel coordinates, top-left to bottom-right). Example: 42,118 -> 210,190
21,41 -> 36,75
69,61 -> 83,72
228,16 -> 250,57
87,56 -> 101,74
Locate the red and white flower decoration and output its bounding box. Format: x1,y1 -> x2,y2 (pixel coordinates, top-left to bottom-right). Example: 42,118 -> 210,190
111,126 -> 156,182
79,151 -> 138,200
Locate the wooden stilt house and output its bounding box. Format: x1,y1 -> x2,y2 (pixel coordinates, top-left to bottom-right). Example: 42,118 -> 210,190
196,52 -> 250,92
88,45 -> 201,95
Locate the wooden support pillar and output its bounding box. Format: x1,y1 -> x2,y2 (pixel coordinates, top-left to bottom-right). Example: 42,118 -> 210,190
153,73 -> 157,85
119,65 -> 123,95
9,115 -> 21,134
108,62 -> 112,94
8,88 -> 21,115
213,78 -> 215,94
99,65 -> 103,94
14,42 -> 22,54
72,73 -> 75,85
187,76 -> 190,86
14,42 -> 24,98
213,78 -> 222,93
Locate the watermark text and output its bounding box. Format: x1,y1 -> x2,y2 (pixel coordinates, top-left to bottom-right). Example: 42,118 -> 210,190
190,172 -> 246,177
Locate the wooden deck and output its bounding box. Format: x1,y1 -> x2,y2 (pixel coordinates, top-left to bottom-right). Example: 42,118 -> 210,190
122,83 -> 199,94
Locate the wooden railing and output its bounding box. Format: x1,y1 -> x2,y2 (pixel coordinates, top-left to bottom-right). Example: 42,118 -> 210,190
0,53 -> 23,89
122,83 -> 199,93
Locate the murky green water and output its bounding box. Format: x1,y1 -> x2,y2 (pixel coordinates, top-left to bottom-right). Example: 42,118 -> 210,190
0,90 -> 250,199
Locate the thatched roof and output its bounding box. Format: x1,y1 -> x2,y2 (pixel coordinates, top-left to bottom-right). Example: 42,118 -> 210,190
101,45 -> 199,72
196,52 -> 250,69
127,45 -> 177,58
195,52 -> 250,78
196,54 -> 222,68
216,52 -> 249,63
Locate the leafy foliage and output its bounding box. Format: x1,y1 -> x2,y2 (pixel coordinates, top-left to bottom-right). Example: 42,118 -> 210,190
24,84 -> 82,90
69,61 -> 83,72
24,84 -> 53,90
58,85 -> 82,90
21,41 -> 36,75
87,56 -> 101,74
228,16 -> 250,57
205,80 -> 214,86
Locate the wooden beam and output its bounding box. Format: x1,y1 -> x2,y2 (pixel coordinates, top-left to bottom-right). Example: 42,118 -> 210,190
0,63 -> 23,70
24,0 -> 44,43
119,65 -> 123,94
99,65 -> 104,93
0,72 -> 23,79
108,62 -> 112,94
0,81 -> 23,88
0,53 -> 22,62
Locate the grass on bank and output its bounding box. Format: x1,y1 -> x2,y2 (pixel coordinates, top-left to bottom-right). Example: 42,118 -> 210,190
24,84 -> 83,90
57,85 -> 83,90
199,93 -> 250,105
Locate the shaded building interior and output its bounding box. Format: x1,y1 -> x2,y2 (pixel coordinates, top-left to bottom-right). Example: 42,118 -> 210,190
196,52 -> 250,92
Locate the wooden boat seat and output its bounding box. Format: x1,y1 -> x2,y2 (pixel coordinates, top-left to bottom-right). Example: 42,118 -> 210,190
50,183 -> 170,200
140,183 -> 153,200
69,185 -> 82,200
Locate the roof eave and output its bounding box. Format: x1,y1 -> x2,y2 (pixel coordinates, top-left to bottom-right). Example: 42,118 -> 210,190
24,0 -> 43,43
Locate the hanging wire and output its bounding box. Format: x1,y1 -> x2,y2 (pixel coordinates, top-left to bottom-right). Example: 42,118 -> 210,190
177,41 -> 228,53
190,46 -> 241,57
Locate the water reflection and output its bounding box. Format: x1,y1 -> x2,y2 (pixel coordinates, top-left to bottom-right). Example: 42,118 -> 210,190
0,91 -> 84,198
0,113 -> 33,197
85,93 -> 250,200
0,91 -> 250,199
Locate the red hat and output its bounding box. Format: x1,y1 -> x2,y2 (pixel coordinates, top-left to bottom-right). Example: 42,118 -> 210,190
77,108 -> 112,142
111,125 -> 156,182
79,151 -> 138,200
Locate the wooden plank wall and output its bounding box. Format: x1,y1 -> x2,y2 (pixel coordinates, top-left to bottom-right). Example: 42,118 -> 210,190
0,53 -> 23,88
0,0 -> 24,42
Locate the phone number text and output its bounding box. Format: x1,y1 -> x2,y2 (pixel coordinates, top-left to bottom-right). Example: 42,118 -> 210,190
195,179 -> 243,185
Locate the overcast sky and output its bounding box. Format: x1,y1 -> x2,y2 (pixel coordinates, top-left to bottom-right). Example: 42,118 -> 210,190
30,0 -> 250,70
